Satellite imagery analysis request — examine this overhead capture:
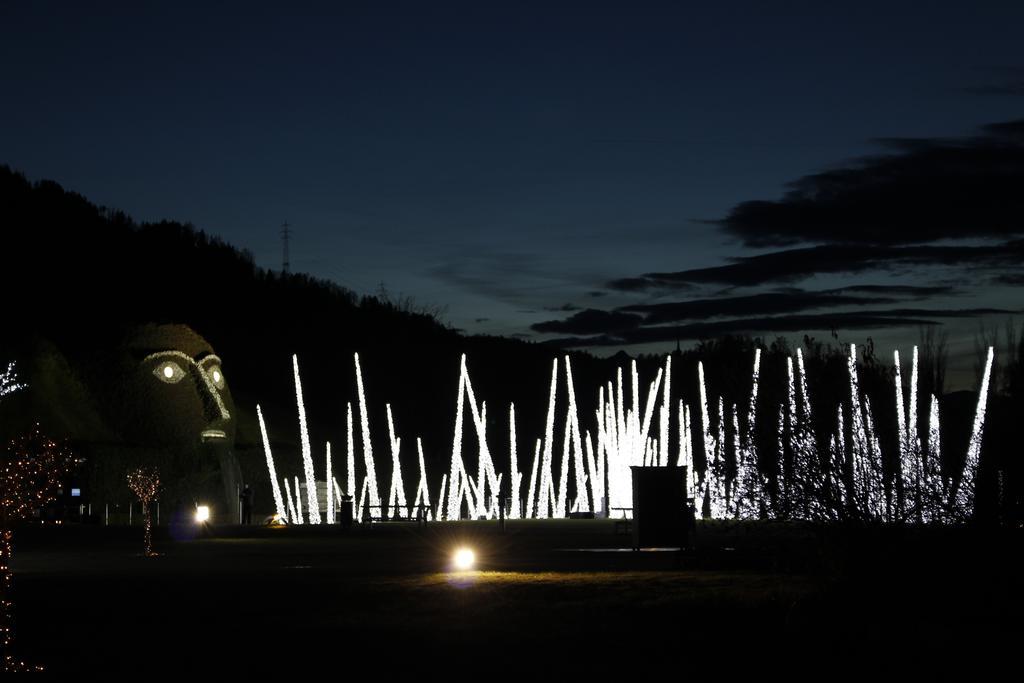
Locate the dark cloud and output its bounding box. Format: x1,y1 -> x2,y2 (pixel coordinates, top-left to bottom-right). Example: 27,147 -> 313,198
827,284 -> 956,298
994,273 -> 1024,286
541,308 -> 1016,348
714,119 -> 1024,247
532,309 -> 643,335
543,303 -> 582,312
623,241 -> 1024,288
618,290 -> 886,325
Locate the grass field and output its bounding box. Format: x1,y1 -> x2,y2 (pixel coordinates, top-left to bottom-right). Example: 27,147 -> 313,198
7,519 -> 1022,674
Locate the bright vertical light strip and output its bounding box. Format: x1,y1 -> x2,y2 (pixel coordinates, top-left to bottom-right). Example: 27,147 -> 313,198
283,476 -> 299,524
386,403 -> 407,519
446,357 -> 467,521
354,353 -> 380,513
346,403 -> 356,499
698,362 -> 713,487
293,355 -> 321,524
257,404 -> 287,523
660,355 -> 671,467
894,349 -> 909,517
832,405 -> 846,510
525,438 -> 541,519
509,403 -> 521,519
356,478 -> 369,523
462,356 -> 499,516
730,402 -> 740,516
583,429 -> 599,515
908,345 -> 922,519
537,358 -> 558,519
776,404 -> 786,517
925,394 -> 943,523
294,475 -> 304,523
326,441 -> 334,524
954,346 -> 994,518
556,409 -> 572,517
848,344 -> 869,516
415,437 -> 431,520
639,369 -> 663,465
564,356 -> 589,513
711,396 -> 727,518
796,348 -> 817,456
863,395 -> 884,519
909,345 -> 920,457
435,474 -> 448,521
746,348 -> 761,458
786,356 -> 799,515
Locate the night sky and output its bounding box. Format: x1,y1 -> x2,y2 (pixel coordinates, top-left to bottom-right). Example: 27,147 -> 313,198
3,2 -> 1022,387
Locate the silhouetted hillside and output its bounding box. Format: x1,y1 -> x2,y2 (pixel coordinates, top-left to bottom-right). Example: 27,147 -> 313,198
2,166 -> 1017,523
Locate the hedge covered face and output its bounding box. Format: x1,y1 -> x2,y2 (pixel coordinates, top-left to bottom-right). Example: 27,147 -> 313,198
117,325 -> 236,452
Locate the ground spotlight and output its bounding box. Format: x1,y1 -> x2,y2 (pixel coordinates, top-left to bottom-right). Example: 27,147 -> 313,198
453,547 -> 475,571
195,505 -> 210,524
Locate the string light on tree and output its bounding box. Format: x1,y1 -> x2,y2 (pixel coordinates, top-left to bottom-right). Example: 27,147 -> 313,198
126,467 -> 160,556
1,424 -> 74,672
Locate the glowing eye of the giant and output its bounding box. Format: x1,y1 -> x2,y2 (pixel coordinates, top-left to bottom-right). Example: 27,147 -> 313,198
208,365 -> 225,389
153,361 -> 186,384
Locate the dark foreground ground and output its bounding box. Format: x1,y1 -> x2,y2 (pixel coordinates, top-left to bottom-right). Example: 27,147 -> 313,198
7,518 -> 1023,675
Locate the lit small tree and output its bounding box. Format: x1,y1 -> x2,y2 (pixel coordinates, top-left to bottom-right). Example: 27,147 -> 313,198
126,467 -> 160,556
0,424 -> 74,671
0,363 -> 25,400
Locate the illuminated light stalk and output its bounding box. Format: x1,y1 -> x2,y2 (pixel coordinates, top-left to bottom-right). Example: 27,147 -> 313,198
638,369 -> 663,466
537,358 -> 559,519
283,477 -> 300,524
924,394 -> 943,523
293,355 -> 321,524
525,438 -> 541,519
435,474 -> 448,521
257,404 -> 288,523
565,356 -> 589,513
354,353 -> 380,516
894,350 -> 909,517
863,396 -> 884,519
660,355 -> 671,467
356,478 -> 368,523
909,346 -> 921,471
385,404 -> 407,519
711,396 -> 727,518
462,357 -> 500,517
848,344 -> 870,517
583,429 -> 598,515
446,357 -> 467,520
631,360 -> 640,463
413,437 -> 431,520
698,362 -> 713,486
556,410 -> 572,517
832,405 -> 847,511
776,404 -> 786,517
294,476 -> 303,523
509,403 -> 521,519
326,441 -> 334,524
786,357 -> 799,516
730,403 -> 740,516
953,346 -> 994,519
346,403 -> 356,499
737,350 -> 761,519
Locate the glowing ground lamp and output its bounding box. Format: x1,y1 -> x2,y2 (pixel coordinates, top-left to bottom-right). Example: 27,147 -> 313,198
452,547 -> 476,571
195,505 -> 211,524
